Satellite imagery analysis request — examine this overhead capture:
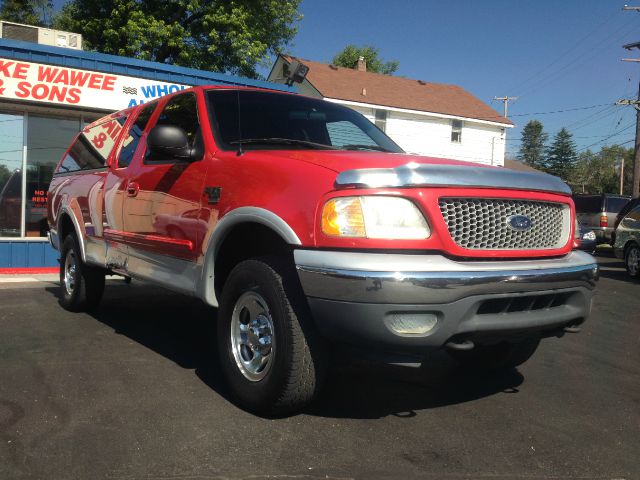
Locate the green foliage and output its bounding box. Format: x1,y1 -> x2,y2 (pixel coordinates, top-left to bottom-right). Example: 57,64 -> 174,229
544,128 -> 577,180
517,120 -> 547,169
0,164 -> 11,191
53,0 -> 302,78
568,145 -> 634,195
332,45 -> 399,75
0,0 -> 51,26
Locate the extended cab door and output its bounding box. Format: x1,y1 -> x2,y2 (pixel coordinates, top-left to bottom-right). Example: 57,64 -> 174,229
121,91 -> 209,283
103,102 -> 158,270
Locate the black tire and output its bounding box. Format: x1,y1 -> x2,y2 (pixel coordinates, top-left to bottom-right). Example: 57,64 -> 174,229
448,337 -> 541,371
625,243 -> 640,279
217,257 -> 326,416
59,234 -> 105,312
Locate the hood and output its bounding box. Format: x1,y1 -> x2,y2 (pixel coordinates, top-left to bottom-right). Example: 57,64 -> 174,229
240,149 -> 485,174
238,149 -> 570,195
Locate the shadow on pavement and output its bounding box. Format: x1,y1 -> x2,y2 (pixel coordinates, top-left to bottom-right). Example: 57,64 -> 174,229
306,355 -> 523,419
45,283 -> 524,419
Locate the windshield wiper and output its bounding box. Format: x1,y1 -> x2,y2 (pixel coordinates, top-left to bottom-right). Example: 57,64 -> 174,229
340,144 -> 390,152
229,138 -> 334,150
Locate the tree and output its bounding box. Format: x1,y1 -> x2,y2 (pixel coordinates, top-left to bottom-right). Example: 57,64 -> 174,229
332,45 -> 399,75
517,120 -> 547,169
568,145 -> 634,194
53,0 -> 302,78
0,164 -> 11,191
544,128 -> 577,180
0,0 -> 51,26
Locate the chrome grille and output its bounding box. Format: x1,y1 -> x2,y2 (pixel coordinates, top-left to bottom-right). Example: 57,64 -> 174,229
438,198 -> 570,250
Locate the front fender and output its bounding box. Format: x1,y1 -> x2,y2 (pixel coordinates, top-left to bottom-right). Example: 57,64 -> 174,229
197,207 -> 301,307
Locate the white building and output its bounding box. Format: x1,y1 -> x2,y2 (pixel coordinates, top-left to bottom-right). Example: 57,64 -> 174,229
268,55 -> 513,166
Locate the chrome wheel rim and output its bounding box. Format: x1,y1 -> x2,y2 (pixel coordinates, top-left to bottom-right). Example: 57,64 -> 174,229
628,247 -> 640,276
230,291 -> 275,382
63,250 -> 77,295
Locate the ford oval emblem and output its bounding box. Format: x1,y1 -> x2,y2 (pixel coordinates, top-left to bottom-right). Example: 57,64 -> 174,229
507,214 -> 534,231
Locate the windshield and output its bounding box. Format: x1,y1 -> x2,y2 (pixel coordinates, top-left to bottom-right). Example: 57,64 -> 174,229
574,195 -> 602,213
206,89 -> 404,153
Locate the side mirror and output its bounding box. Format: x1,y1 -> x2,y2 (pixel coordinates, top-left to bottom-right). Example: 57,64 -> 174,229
147,125 -> 195,161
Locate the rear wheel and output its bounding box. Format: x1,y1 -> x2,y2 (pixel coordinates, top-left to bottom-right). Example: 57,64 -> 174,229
448,337 -> 541,371
625,243 -> 640,279
217,257 -> 326,416
59,234 -> 105,312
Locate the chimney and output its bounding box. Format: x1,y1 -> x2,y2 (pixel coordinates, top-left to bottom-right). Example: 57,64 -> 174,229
357,56 -> 367,72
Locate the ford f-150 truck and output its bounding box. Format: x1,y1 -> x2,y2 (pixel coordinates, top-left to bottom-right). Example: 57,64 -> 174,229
47,86 -> 598,415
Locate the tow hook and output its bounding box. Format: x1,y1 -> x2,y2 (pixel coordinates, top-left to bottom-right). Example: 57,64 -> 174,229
445,339 -> 475,351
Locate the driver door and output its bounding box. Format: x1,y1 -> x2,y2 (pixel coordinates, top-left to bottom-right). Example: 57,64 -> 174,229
122,92 -> 209,281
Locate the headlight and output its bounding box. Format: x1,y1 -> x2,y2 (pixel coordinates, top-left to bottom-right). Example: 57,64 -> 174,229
321,196 -> 430,239
583,230 -> 596,241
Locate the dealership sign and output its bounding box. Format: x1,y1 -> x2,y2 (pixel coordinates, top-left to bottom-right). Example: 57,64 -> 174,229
0,57 -> 190,110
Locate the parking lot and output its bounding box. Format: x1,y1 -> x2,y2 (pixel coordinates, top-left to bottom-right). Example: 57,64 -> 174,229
0,253 -> 638,480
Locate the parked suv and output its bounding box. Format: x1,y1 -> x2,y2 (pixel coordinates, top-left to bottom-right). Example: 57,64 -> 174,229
611,197 -> 640,246
614,203 -> 640,279
47,87 -> 598,415
574,193 -> 630,244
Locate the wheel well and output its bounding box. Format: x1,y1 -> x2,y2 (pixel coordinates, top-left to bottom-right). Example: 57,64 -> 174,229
58,213 -> 75,242
214,223 -> 293,297
625,240 -> 639,256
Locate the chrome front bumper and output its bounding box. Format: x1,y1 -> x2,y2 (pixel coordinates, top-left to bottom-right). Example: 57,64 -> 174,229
295,250 -> 598,352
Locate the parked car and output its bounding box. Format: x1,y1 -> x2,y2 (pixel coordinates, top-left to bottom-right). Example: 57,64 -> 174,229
613,203 -> 640,279
578,225 -> 597,254
47,87 -> 598,415
611,197 -> 640,246
574,193 -> 630,244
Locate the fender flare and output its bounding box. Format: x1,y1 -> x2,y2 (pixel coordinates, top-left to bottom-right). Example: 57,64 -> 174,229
198,207 -> 301,307
56,205 -> 87,263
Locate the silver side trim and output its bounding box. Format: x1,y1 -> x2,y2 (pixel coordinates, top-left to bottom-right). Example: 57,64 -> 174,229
295,250 -> 598,304
127,246 -> 202,297
335,163 -> 572,195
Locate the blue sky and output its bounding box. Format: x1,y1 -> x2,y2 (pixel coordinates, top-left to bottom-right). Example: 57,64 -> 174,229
281,0 -> 640,157
51,0 -> 639,157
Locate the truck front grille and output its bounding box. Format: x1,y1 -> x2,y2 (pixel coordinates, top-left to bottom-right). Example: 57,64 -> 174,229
438,198 -> 570,250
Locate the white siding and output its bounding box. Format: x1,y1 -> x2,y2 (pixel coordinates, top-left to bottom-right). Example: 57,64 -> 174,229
338,103 -> 507,166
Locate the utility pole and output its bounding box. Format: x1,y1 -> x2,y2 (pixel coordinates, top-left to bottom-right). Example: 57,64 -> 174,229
620,34 -> 640,197
493,96 -> 518,118
622,5 -> 640,197
620,158 -> 625,195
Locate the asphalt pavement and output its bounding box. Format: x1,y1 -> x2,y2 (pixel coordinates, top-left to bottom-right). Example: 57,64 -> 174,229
0,254 -> 638,480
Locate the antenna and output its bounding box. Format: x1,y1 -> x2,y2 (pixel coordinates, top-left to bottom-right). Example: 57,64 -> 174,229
236,88 -> 243,156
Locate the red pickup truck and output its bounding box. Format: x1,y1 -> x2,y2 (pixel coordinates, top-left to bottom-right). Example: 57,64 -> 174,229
48,86 -> 598,415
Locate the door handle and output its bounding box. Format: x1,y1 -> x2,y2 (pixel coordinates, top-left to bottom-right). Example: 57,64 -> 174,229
127,182 -> 140,197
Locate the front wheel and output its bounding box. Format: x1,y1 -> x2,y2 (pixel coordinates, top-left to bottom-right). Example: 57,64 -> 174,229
59,234 -> 105,312
448,337 -> 541,371
625,244 -> 640,279
217,257 -> 326,416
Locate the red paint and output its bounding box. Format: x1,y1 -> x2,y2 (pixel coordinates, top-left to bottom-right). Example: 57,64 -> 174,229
0,267 -> 58,275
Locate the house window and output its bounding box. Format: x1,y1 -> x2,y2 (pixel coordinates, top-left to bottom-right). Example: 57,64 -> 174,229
451,119 -> 463,143
375,109 -> 387,132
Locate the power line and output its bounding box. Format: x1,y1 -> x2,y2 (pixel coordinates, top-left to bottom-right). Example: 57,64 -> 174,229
502,9 -> 624,94
517,17 -> 640,98
577,122 -> 636,152
506,102 -> 613,118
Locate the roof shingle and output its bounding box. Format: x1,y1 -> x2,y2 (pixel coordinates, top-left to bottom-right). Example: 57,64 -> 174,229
282,55 -> 513,126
